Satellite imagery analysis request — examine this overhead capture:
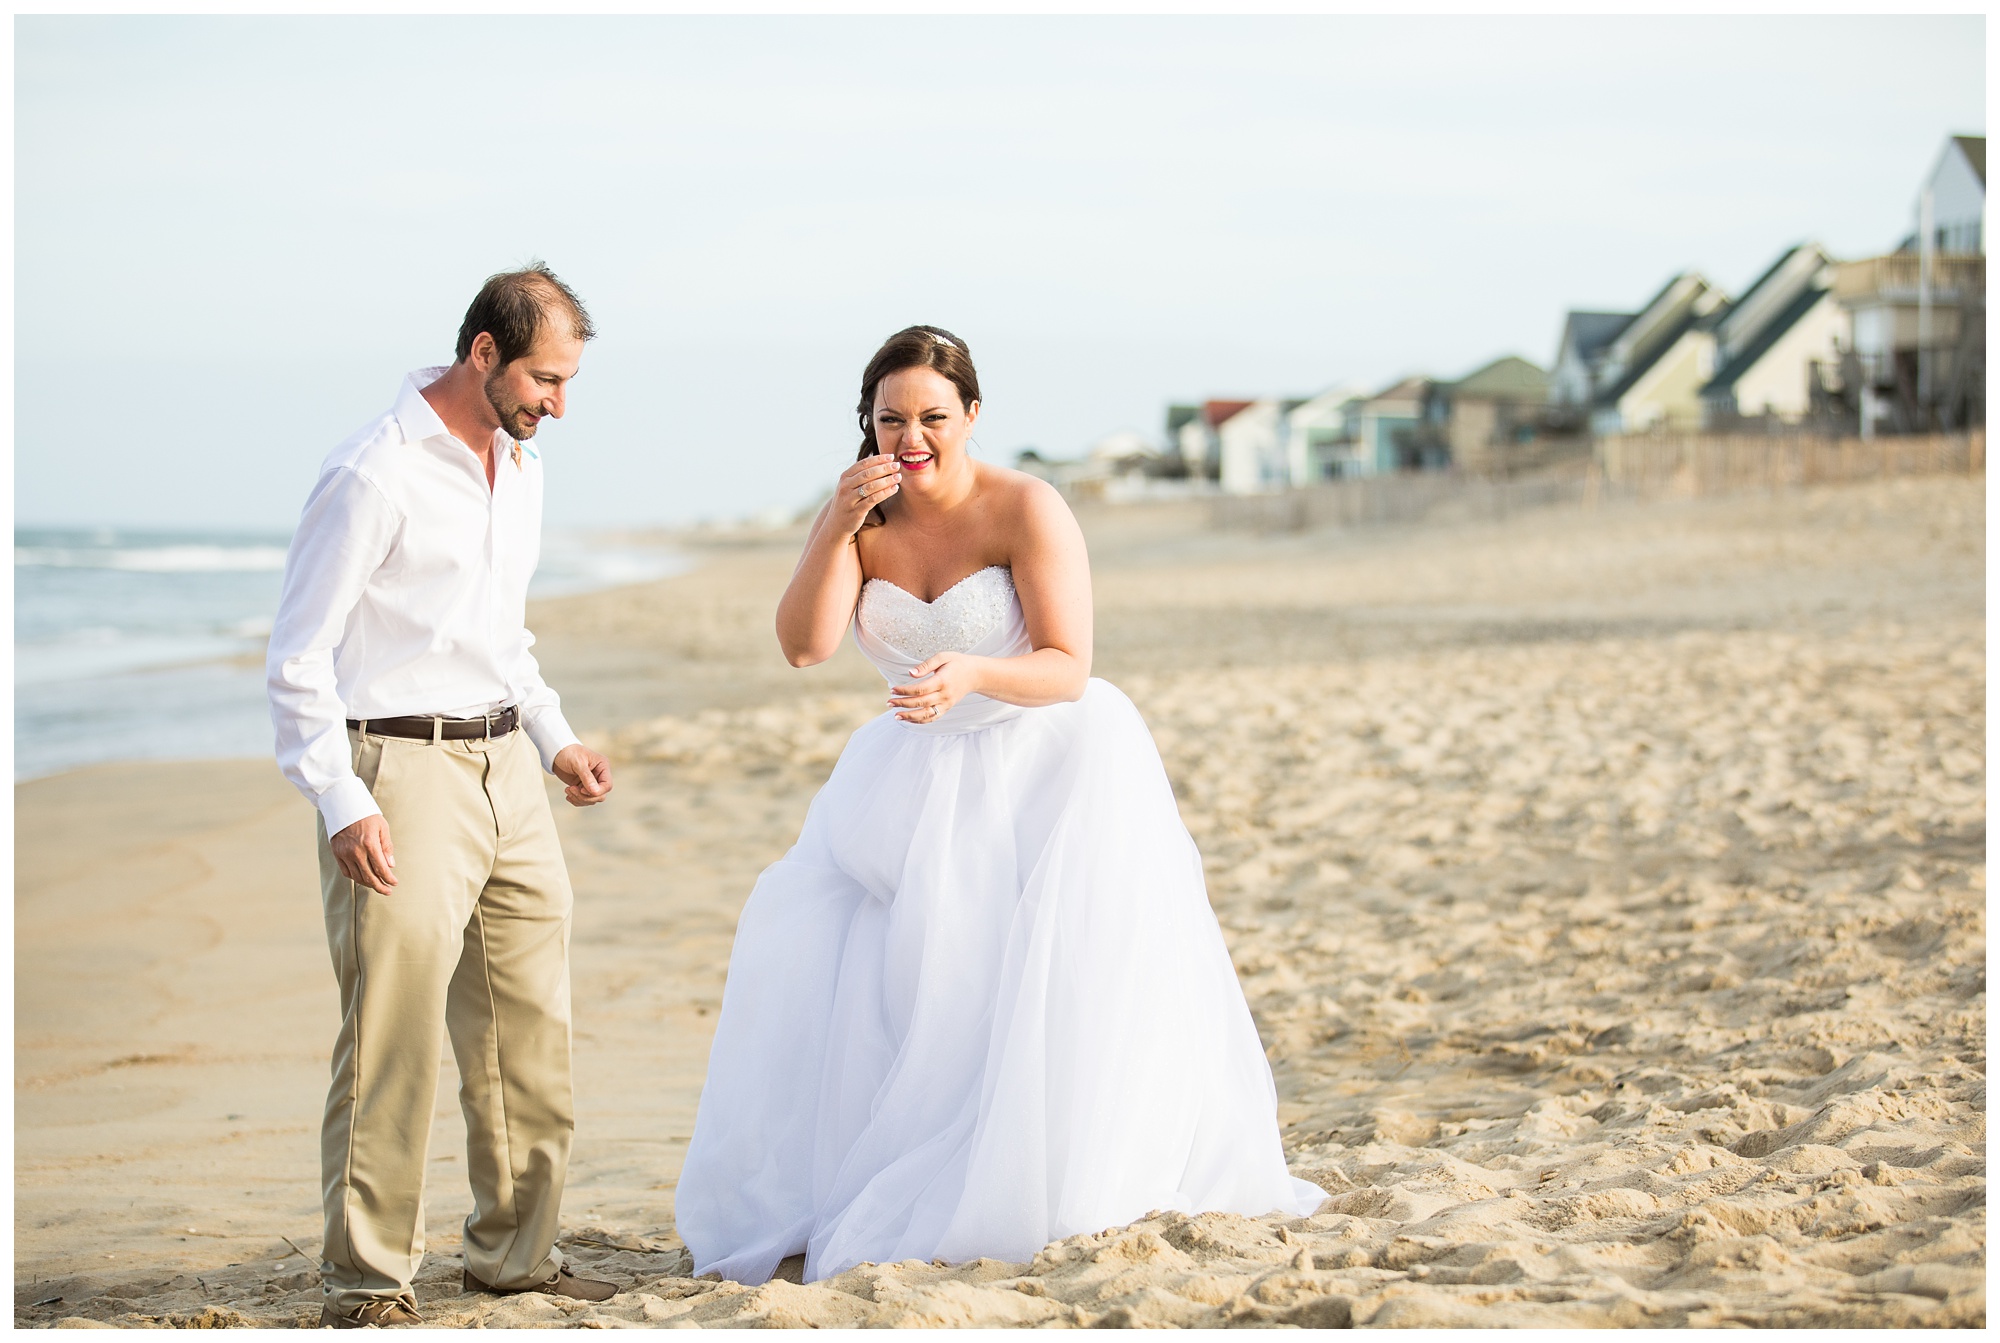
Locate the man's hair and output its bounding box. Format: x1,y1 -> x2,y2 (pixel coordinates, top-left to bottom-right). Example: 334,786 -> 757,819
454,261 -> 596,365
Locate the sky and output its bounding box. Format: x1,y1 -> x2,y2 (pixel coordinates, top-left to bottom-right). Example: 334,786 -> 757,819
15,14 -> 1986,531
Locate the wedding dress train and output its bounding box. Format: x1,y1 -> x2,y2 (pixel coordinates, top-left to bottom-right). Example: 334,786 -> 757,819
674,566 -> 1323,1284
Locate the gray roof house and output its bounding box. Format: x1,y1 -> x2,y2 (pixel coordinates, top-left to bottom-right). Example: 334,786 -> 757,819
1588,272 -> 1732,435
1550,272 -> 1732,432
1698,243 -> 1847,425
1549,311 -> 1633,406
1430,356 -> 1551,474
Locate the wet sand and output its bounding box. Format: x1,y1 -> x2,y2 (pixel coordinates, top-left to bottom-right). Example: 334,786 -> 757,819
15,474 -> 1984,1327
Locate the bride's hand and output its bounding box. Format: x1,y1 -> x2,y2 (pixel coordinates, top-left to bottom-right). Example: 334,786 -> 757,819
833,453 -> 901,537
890,652 -> 982,723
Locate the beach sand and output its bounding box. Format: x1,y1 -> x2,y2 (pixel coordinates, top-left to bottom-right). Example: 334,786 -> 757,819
15,474 -> 1984,1327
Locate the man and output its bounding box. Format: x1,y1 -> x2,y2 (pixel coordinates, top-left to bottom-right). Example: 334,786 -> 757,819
268,263 -> 619,1328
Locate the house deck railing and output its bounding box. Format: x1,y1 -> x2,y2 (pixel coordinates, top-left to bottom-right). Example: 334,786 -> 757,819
1833,254 -> 1986,305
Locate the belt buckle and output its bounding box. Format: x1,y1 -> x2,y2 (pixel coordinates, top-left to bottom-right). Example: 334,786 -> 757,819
483,711 -> 494,741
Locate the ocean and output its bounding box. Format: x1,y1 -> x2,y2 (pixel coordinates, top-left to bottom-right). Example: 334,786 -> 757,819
14,527 -> 692,781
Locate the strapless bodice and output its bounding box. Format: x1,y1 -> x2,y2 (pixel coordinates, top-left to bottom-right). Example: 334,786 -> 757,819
854,566 -> 1031,735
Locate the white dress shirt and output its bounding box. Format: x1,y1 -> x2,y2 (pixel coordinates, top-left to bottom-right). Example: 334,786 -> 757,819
268,366 -> 581,836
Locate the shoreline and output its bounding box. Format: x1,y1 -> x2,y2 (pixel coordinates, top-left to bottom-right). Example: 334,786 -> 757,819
16,475 -> 1985,1327
11,540 -> 706,786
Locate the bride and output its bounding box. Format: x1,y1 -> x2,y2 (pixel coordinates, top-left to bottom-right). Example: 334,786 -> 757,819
674,326 -> 1323,1285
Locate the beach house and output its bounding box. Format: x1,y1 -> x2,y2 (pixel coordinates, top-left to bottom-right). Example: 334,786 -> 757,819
1355,377 -> 1438,473
1283,386 -> 1371,483
1088,429 -> 1159,470
1165,405 -> 1201,475
1914,134 -> 1985,255
1833,134 -> 1986,435
1587,272 -> 1731,434
1218,399 -> 1306,494
1173,399 -> 1253,480
1428,356 -> 1550,474
1697,244 -> 1849,428
1549,311 -> 1633,408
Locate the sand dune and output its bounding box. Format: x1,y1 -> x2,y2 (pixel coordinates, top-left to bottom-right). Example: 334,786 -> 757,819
15,475 -> 1982,1327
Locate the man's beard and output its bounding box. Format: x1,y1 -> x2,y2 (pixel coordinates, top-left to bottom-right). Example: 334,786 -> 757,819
484,368 -> 543,441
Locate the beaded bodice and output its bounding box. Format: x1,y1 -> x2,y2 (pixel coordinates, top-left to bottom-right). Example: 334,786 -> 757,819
857,566 -> 1017,664
851,566 -> 1032,735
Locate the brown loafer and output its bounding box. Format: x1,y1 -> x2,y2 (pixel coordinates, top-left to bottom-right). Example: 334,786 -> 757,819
321,1298 -> 424,1328
462,1264 -> 618,1303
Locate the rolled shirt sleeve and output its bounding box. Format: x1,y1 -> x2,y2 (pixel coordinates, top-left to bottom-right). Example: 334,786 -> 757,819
267,467 -> 400,837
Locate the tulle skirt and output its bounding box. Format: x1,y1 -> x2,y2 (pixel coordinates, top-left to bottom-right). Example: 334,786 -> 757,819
674,679 -> 1324,1284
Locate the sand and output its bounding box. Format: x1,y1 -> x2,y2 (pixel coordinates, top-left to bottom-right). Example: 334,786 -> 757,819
14,474 -> 1984,1327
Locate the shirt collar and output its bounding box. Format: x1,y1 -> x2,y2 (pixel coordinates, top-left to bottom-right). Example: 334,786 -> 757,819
393,365 -> 531,473
393,366 -> 454,445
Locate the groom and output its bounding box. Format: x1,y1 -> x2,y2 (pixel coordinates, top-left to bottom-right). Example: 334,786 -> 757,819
267,263 -> 618,1327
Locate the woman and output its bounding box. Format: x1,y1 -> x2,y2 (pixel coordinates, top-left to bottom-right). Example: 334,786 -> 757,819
674,326 -> 1323,1285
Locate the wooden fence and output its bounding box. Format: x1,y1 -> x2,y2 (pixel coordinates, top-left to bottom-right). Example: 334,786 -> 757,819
1209,469 -> 1590,532
1592,431 -> 1984,499
1211,432 -> 1984,533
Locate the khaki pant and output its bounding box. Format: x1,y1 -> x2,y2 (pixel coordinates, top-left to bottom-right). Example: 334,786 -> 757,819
316,727 -> 575,1312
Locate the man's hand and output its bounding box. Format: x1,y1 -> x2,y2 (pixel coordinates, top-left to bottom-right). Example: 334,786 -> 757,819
331,815 -> 397,895
553,743 -> 614,807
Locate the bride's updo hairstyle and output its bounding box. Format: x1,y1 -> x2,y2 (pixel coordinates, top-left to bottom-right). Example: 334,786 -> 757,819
854,325 -> 981,528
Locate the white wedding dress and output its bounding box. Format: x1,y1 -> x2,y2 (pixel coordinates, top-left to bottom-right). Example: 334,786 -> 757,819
674,567 -> 1323,1284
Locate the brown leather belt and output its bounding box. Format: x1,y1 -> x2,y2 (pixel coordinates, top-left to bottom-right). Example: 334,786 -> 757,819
347,706 -> 521,741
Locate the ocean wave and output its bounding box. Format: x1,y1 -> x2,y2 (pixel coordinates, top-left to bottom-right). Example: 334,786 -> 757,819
529,545 -> 694,598
14,631 -> 264,686
15,544 -> 290,573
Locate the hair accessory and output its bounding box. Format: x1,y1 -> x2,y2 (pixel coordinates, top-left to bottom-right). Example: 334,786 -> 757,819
929,332 -> 957,349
